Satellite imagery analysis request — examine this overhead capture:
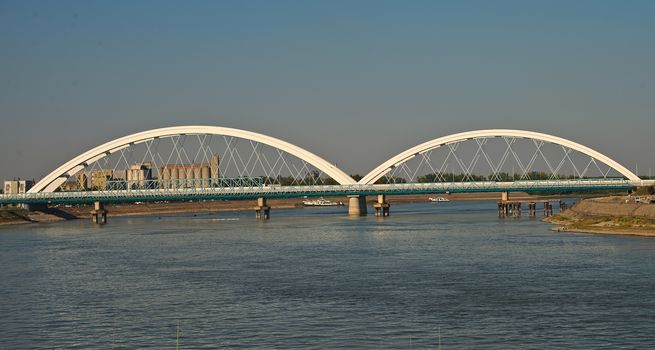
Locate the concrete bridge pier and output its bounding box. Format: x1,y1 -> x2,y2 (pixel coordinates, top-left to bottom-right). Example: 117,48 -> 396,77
255,197 -> 270,220
348,195 -> 368,216
373,194 -> 390,217
91,201 -> 107,225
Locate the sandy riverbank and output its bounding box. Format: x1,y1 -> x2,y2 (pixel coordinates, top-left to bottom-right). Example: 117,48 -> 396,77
545,196 -> 655,237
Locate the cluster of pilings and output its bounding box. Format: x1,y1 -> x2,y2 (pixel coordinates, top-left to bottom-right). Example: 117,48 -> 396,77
527,202 -> 537,216
498,200 -> 563,218
544,202 -> 554,216
498,201 -> 523,217
497,191 -> 572,218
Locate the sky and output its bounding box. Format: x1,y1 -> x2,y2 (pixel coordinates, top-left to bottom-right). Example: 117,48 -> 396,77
1,0 -> 654,181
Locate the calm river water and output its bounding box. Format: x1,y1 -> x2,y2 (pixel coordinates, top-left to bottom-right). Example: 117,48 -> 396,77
1,200 -> 654,349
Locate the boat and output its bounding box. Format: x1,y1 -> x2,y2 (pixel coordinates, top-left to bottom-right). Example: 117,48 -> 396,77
428,196 -> 450,202
302,197 -> 344,206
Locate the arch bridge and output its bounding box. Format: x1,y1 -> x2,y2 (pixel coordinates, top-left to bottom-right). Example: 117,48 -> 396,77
1,126 -> 650,209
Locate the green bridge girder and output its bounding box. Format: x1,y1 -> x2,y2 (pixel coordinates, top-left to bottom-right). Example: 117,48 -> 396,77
0,179 -> 634,205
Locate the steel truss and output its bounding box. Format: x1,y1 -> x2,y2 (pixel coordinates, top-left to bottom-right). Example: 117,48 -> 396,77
55,133 -> 340,194
381,136 -> 620,184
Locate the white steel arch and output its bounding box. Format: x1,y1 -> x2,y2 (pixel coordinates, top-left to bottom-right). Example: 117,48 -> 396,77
30,125 -> 357,193
359,129 -> 640,185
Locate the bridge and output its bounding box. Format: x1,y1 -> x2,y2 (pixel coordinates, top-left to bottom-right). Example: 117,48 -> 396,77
1,126 -> 652,221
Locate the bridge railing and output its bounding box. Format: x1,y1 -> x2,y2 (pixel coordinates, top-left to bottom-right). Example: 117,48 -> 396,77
101,177 -> 265,191
0,178 -> 635,205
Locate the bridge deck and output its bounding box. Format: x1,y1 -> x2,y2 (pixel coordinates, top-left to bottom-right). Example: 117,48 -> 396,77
0,179 -> 641,205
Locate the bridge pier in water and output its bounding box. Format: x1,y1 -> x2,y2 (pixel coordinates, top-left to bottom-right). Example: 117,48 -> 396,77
348,195 -> 368,216
91,201 -> 107,225
373,194 -> 390,217
528,203 -> 537,216
498,201 -> 522,217
255,197 -> 270,220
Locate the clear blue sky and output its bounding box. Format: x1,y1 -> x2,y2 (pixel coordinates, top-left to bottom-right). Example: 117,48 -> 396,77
1,0 -> 653,181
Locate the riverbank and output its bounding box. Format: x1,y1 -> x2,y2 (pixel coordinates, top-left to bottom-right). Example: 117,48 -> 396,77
545,196 -> 655,237
0,208 -> 71,226
1,192 -> 559,226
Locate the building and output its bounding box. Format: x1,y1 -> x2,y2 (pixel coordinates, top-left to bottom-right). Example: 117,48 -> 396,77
158,155 -> 220,189
90,169 -> 115,190
3,179 -> 34,194
2,179 -> 35,209
210,155 -> 220,185
159,164 -> 210,189
127,162 -> 153,188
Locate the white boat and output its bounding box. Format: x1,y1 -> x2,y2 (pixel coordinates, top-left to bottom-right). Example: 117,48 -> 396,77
303,197 -> 344,206
428,196 -> 450,202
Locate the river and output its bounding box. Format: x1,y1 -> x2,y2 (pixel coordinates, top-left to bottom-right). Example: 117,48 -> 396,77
1,200 -> 654,349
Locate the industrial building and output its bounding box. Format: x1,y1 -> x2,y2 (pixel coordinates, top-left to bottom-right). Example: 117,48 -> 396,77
2,179 -> 35,208
90,169 -> 117,190
3,179 -> 34,194
127,162 -> 153,188
158,155 -> 219,189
